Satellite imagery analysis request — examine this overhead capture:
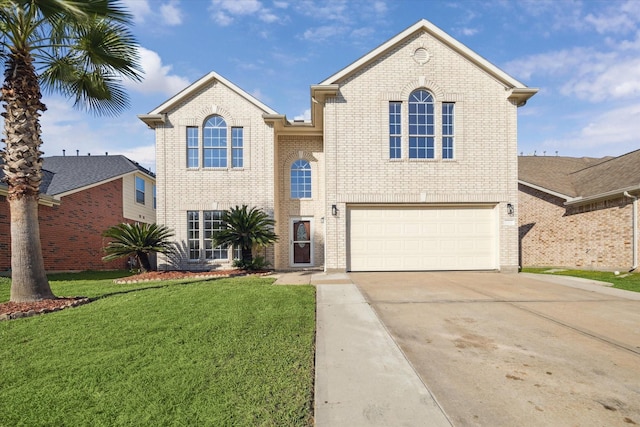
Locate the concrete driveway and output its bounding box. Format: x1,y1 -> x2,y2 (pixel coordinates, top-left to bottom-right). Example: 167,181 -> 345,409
350,272 -> 640,426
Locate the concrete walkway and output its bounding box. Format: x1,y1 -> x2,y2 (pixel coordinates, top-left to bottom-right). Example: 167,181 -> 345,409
273,271 -> 452,426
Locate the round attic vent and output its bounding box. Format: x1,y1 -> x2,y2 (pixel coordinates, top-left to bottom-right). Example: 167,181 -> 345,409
412,47 -> 430,65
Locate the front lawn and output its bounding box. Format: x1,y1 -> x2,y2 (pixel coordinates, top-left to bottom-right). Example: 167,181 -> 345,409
522,267 -> 640,293
0,272 -> 316,426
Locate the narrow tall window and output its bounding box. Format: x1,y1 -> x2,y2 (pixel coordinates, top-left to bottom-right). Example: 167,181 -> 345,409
408,89 -> 434,159
203,115 -> 227,168
152,184 -> 156,209
187,211 -> 200,260
187,126 -> 199,168
135,176 -> 145,204
442,103 -> 455,159
203,210 -> 229,260
389,102 -> 401,159
291,159 -> 311,199
232,127 -> 243,168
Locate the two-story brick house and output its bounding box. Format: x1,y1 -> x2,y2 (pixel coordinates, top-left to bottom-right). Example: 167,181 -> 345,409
140,19 -> 536,272
0,155 -> 156,272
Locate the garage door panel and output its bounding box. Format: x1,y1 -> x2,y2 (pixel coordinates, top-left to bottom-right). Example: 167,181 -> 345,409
349,206 -> 496,271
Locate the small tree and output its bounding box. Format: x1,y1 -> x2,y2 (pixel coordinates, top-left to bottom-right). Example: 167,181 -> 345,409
214,205 -> 278,269
102,223 -> 175,273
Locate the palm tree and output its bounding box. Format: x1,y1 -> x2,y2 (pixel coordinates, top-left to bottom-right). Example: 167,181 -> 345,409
102,223 -> 175,273
214,205 -> 278,267
0,0 -> 141,302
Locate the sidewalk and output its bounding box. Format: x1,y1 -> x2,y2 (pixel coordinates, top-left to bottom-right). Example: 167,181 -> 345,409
273,272 -> 452,426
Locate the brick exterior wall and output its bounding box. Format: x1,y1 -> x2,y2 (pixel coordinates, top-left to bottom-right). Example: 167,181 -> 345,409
322,30 -> 520,271
154,80 -> 276,271
518,184 -> 637,270
274,135 -> 325,270
0,179 -> 129,272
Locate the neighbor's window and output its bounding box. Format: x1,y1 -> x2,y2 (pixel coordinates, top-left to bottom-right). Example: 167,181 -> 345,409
203,210 -> 228,260
389,102 -> 401,159
187,126 -> 199,168
232,127 -> 243,168
152,184 -> 156,209
135,176 -> 145,204
203,115 -> 227,168
442,102 -> 455,159
187,211 -> 200,260
291,159 -> 311,199
408,89 -> 434,159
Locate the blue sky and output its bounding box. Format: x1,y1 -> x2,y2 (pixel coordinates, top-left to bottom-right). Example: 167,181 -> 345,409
30,0 -> 640,171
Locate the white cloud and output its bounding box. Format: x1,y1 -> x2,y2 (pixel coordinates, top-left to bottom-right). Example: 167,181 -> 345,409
160,0 -> 184,26
36,97 -> 156,170
302,25 -> 346,41
125,47 -> 190,96
209,0 -> 280,25
584,0 -> 640,34
123,0 -> 183,27
459,27 -> 478,36
532,103 -> 640,157
293,109 -> 311,121
561,57 -> 640,102
122,0 -> 152,24
273,1 -> 289,8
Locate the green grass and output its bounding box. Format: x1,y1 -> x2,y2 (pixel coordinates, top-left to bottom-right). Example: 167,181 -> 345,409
522,267 -> 640,293
0,273 -> 316,426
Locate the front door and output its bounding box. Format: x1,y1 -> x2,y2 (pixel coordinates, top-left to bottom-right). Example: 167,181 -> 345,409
291,219 -> 312,266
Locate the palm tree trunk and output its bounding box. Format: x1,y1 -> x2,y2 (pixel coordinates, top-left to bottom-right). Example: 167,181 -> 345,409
2,48 -> 54,302
9,195 -> 54,301
241,246 -> 253,263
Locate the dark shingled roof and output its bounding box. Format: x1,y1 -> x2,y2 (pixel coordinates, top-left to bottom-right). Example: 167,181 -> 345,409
41,155 -> 154,195
519,150 -> 640,199
1,155 -> 153,196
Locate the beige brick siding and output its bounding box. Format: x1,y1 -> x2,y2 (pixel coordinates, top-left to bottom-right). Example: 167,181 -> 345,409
155,80 -> 275,270
274,135 -> 325,270
519,184 -> 637,270
323,30 -> 520,271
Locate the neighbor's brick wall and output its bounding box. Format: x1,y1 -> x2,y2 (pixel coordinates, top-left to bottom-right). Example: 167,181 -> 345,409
154,80 -> 276,271
274,135 -> 325,270
519,184 -> 636,270
0,180 -> 128,272
323,30 -> 520,271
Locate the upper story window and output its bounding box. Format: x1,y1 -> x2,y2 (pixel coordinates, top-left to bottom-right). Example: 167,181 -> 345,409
290,159 -> 311,199
389,102 -> 402,159
187,126 -> 199,168
152,184 -> 157,209
135,176 -> 145,204
232,127 -> 243,168
442,102 -> 455,159
409,89 -> 435,159
203,115 -> 227,168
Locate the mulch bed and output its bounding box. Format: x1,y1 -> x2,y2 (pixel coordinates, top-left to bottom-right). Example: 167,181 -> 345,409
0,269 -> 273,321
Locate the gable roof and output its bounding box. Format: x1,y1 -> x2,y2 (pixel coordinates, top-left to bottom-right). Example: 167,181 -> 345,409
34,155 -> 152,196
319,19 -> 538,105
138,71 -> 278,128
518,150 -> 640,203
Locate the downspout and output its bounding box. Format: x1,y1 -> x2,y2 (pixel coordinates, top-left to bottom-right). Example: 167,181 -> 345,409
623,191 -> 638,272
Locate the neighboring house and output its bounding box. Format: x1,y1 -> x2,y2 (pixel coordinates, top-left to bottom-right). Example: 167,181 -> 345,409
139,19 -> 536,272
0,155 -> 156,272
518,150 -> 640,271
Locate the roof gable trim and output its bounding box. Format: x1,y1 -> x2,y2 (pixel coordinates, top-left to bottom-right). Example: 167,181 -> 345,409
146,72 -> 278,118
319,19 -> 535,92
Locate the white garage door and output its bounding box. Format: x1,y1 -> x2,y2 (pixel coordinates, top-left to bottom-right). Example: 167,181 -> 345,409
348,205 -> 497,271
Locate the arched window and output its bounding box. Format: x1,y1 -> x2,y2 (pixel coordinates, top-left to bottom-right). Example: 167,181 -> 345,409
408,89 -> 434,159
203,115 -> 227,168
290,159 -> 311,199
